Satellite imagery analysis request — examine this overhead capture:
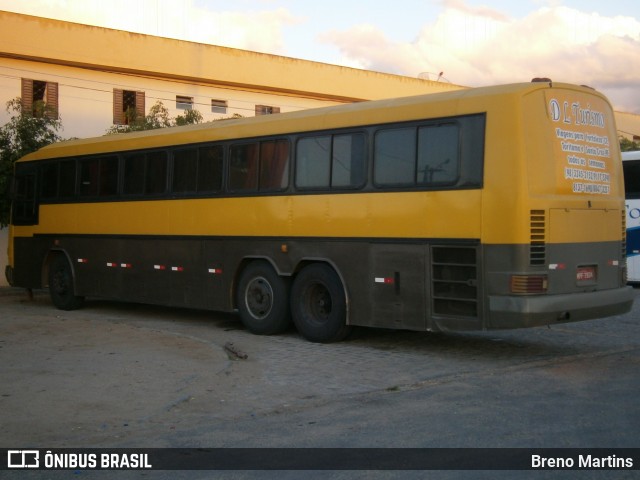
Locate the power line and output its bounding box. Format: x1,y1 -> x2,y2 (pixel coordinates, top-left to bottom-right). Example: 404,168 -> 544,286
0,62 -> 339,117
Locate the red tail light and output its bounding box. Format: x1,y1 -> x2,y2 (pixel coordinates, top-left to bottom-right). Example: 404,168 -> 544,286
510,275 -> 548,294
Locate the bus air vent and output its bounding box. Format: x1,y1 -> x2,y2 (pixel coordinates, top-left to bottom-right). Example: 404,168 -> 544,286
530,210 -> 546,266
431,245 -> 478,317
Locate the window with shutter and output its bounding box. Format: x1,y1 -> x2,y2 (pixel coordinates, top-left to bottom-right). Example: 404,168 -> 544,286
211,99 -> 227,114
255,105 -> 280,116
176,95 -> 194,110
113,89 -> 145,125
21,78 -> 58,118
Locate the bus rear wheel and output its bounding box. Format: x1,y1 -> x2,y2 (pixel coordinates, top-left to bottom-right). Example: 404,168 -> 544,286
48,254 -> 85,311
290,263 -> 351,343
236,261 -> 291,335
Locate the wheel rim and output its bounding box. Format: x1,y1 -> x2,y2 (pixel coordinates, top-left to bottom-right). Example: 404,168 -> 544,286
244,276 -> 274,320
305,282 -> 332,324
52,268 -> 70,296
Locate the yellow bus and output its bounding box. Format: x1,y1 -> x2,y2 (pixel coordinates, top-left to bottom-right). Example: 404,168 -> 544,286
5,81 -> 634,342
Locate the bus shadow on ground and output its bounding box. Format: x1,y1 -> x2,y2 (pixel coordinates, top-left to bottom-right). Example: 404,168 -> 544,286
13,289 -> 619,365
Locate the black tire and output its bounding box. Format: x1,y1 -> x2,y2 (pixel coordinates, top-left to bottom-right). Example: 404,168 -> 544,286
236,261 -> 291,335
290,263 -> 351,343
48,254 -> 85,311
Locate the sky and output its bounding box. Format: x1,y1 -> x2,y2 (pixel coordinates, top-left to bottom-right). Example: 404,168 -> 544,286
1,0 -> 639,113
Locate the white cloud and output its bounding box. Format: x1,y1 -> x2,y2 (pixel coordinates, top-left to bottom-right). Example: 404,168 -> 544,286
171,5 -> 302,55
0,0 -> 301,55
320,3 -> 640,112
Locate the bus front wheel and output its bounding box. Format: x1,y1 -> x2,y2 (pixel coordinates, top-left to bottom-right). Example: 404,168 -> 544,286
290,263 -> 351,343
236,261 -> 291,335
48,254 -> 85,311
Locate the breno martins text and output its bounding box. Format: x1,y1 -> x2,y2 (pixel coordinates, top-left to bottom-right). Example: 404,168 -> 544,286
532,454 -> 633,469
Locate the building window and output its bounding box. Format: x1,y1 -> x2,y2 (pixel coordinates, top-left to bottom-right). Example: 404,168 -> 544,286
113,89 -> 145,125
211,99 -> 227,114
21,78 -> 58,119
255,105 -> 280,116
176,95 -> 194,110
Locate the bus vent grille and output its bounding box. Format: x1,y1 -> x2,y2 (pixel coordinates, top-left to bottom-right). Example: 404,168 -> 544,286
431,245 -> 478,318
530,210 -> 546,266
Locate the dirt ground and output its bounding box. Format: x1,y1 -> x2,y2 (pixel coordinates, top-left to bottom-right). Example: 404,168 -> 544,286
1,287 -> 639,479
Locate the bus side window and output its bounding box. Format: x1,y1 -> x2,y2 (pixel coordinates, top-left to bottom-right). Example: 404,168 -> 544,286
173,145 -> 224,195
417,123 -> 459,185
41,162 -> 59,199
229,143 -> 259,192
332,133 -> 365,189
173,148 -> 198,193
295,133 -> 364,190
146,151 -> 168,195
80,159 -> 99,196
41,160 -> 77,201
99,156 -> 119,196
11,172 -> 38,225
259,139 -> 289,191
123,151 -> 167,196
197,145 -> 223,193
59,160 -> 76,198
374,127 -> 416,187
296,136 -> 330,189
123,153 -> 145,195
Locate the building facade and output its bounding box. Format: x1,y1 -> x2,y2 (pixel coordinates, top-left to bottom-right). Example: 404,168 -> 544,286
0,10 -> 463,139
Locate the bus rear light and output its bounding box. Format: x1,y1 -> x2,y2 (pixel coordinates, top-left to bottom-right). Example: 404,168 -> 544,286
510,274 -> 548,294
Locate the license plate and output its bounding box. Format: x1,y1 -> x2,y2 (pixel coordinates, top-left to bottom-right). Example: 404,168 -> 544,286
576,266 -> 597,283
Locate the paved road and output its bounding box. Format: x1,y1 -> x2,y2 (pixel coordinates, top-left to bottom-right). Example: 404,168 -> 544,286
1,287 -> 639,479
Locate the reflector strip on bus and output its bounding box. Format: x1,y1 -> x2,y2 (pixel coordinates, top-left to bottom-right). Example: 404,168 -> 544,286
77,258 -> 88,263
120,263 -> 132,269
106,262 -> 118,268
208,268 -> 223,275
154,265 -> 166,270
374,277 -> 394,284
171,266 -> 184,272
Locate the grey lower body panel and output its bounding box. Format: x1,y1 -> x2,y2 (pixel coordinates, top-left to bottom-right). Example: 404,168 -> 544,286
9,234 -> 634,333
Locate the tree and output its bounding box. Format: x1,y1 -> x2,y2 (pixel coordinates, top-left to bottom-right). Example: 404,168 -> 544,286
0,98 -> 63,227
620,136 -> 640,152
174,108 -> 203,126
106,100 -> 202,134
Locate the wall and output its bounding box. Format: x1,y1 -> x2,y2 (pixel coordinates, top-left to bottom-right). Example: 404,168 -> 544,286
616,111 -> 640,143
0,11 -> 461,106
0,57 -> 344,139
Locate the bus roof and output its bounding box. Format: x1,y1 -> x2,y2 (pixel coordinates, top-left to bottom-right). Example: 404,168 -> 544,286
17,81 -> 610,162
622,151 -> 640,161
